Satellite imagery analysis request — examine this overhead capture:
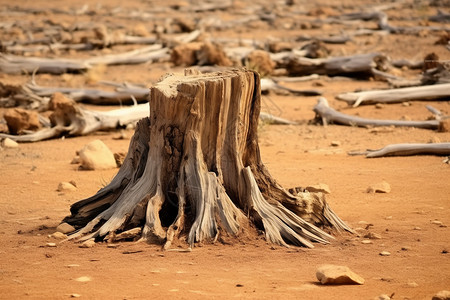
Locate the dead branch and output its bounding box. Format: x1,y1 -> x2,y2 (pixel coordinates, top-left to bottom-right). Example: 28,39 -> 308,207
313,97 -> 439,130
363,143 -> 450,158
336,83 -> 450,107
0,98 -> 149,142
0,45 -> 169,74
260,78 -> 322,96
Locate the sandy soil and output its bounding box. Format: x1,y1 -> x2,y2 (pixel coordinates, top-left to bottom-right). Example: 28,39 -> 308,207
0,0 -> 449,299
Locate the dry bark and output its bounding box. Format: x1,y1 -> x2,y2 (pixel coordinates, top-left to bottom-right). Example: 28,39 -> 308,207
364,143 -> 450,158
313,97 -> 440,130
62,69 -> 351,248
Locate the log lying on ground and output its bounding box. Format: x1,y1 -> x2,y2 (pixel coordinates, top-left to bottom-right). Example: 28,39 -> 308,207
275,53 -> 389,77
360,143 -> 450,158
0,45 -> 169,74
313,97 -> 439,130
260,78 -> 322,96
336,83 -> 450,107
0,96 -> 149,142
62,69 -> 351,248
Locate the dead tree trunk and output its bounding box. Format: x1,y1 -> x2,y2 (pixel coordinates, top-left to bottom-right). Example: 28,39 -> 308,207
62,69 -> 351,248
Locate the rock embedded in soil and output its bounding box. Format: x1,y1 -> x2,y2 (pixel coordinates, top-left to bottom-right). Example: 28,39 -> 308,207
57,181 -> 77,192
432,290 -> 450,300
379,251 -> 391,256
79,239 -> 96,248
56,222 -> 76,234
3,108 -> 41,134
367,181 -> 391,193
49,232 -> 67,240
78,139 -> 117,170
374,294 -> 391,300
2,138 -> 19,148
316,264 -> 365,285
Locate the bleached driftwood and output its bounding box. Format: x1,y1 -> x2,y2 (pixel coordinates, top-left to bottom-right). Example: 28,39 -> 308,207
276,52 -> 389,77
0,100 -> 149,142
0,45 -> 169,74
259,112 -> 297,125
313,97 -> 439,130
363,143 -> 450,158
260,78 -> 322,96
25,80 -> 149,105
336,83 -> 450,107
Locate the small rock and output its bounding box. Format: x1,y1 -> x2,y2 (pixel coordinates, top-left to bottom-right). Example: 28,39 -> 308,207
75,276 -> 91,282
56,223 -> 76,234
46,242 -> 57,247
70,294 -> 81,298
407,281 -> 419,288
432,290 -> 450,300
57,182 -> 77,192
330,140 -> 341,147
304,183 -> 331,194
401,246 -> 411,251
364,232 -> 382,240
66,264 -> 80,268
78,139 -> 117,170
71,156 -> 80,164
385,216 -> 393,220
431,220 -> 443,226
413,226 -> 421,230
402,102 -> 411,107
316,264 -> 364,285
374,294 -> 391,300
79,239 -> 96,248
367,181 -> 391,193
2,138 -> 19,148
4,108 -> 41,134
361,240 -> 372,244
107,243 -> 120,249
375,103 -> 384,109
379,251 -> 391,256
50,232 -> 67,240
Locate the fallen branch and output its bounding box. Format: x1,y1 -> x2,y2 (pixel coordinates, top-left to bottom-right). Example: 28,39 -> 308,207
313,97 -> 439,130
358,143 -> 450,158
0,98 -> 149,142
0,45 -> 169,74
260,78 -> 322,96
336,83 -> 450,107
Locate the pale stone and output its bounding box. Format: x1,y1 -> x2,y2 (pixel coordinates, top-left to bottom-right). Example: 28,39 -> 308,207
49,232 -> 67,240
78,139 -> 117,170
57,181 -> 77,192
70,294 -> 81,298
364,232 -> 382,239
304,183 -> 331,194
374,294 -> 391,300
432,290 -> 450,300
79,239 -> 96,248
316,264 -> 364,285
367,181 -> 391,193
407,281 -> 419,288
2,138 -> 19,148
361,240 -> 372,244
379,251 -> 391,256
75,276 -> 91,282
56,222 -> 76,234
330,140 -> 341,147
46,242 -> 57,247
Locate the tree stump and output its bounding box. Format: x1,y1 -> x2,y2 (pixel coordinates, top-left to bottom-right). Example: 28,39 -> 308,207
63,69 -> 351,248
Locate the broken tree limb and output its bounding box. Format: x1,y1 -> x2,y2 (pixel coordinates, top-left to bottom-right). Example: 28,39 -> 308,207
0,45 -> 169,74
0,96 -> 149,142
260,78 -> 322,96
275,52 -> 389,77
259,112 -> 297,125
62,69 -> 351,248
313,97 -> 439,130
362,143 -> 450,158
336,83 -> 450,107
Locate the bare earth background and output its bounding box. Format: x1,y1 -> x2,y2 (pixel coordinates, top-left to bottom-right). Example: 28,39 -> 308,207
0,0 -> 449,299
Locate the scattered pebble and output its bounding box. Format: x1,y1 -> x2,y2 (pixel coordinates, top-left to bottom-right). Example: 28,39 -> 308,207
375,103 -> 384,109
75,276 -> 91,283
364,232 -> 382,240
70,294 -> 81,298
407,281 -> 419,288
413,227 -> 421,231
56,223 -> 76,234
316,264 -> 365,285
46,242 -> 57,247
379,251 -> 391,256
79,239 -> 95,248
385,216 -> 393,220
78,139 -> 117,170
57,182 -> 77,192
367,181 -> 391,193
2,138 -> 19,148
49,232 -> 67,240
432,290 -> 450,300
374,294 -> 391,300
330,140 -> 341,147
66,264 -> 80,268
361,240 -> 372,244
401,246 -> 411,251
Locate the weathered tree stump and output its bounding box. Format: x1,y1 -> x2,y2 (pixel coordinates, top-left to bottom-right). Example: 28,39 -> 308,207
63,69 -> 351,248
